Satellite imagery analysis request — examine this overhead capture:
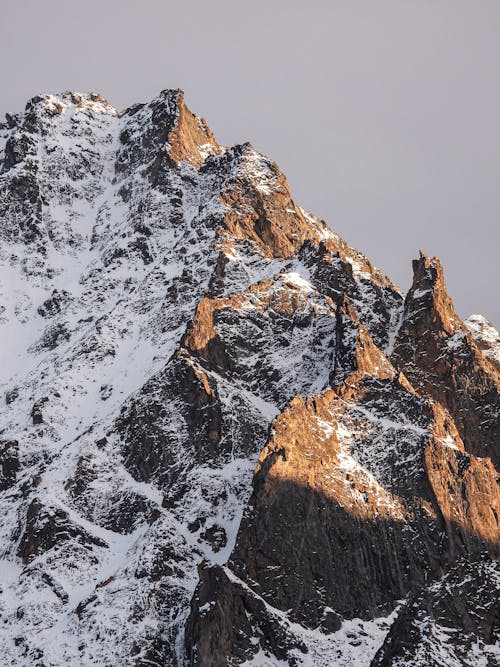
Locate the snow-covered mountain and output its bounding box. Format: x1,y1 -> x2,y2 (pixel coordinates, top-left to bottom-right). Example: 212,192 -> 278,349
466,314 -> 500,372
0,90 -> 498,666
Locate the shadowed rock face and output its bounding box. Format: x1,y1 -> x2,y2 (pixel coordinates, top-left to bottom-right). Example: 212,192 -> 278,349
0,90 -> 498,667
185,315 -> 499,665
17,499 -> 108,565
185,561 -> 309,667
371,558 -> 500,667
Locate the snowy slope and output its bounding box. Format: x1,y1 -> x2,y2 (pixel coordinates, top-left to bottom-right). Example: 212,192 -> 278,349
0,90 -> 498,667
465,313 -> 500,371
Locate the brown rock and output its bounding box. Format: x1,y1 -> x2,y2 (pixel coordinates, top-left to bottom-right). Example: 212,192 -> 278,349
425,408 -> 500,553
186,311 -> 500,662
219,146 -> 317,258
392,252 -> 500,467
168,91 -> 222,167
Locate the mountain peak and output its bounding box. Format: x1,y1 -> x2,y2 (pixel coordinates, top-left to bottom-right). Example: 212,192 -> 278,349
413,250 -> 446,292
0,89 -> 498,667
465,313 -> 500,372
24,91 -> 117,116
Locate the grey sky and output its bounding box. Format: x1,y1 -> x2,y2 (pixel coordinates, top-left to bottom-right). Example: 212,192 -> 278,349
1,0 -> 498,326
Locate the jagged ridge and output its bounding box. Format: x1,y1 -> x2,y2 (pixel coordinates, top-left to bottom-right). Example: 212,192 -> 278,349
0,90 -> 498,667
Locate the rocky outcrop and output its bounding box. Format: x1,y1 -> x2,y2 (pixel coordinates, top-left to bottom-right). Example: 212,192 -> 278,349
185,316 -> 499,664
17,499 -> 107,565
300,237 -> 404,351
466,313 -> 500,372
392,253 -> 500,467
219,145 -> 315,259
0,90 -> 498,667
116,88 -> 221,177
425,418 -> 500,555
185,562 -> 307,667
183,274 -> 338,405
372,558 -> 500,667
117,350 -> 225,489
167,91 -> 221,167
0,439 -> 20,490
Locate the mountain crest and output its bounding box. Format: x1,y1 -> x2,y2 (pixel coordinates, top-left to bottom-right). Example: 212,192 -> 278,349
0,89 -> 498,667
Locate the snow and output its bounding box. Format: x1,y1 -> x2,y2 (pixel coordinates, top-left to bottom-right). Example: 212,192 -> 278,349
312,411 -> 408,519
238,145 -> 279,195
446,330 -> 467,351
412,288 -> 430,300
298,206 -> 338,243
3,93 -> 318,667
281,272 -> 314,292
0,90 -> 238,664
0,88 -> 488,667
392,616 -> 500,667
465,313 -> 500,369
226,567 -> 400,667
198,141 -> 222,161
441,434 -> 461,451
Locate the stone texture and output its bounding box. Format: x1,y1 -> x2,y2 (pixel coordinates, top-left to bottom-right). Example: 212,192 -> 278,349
392,253 -> 500,467
0,89 -> 498,667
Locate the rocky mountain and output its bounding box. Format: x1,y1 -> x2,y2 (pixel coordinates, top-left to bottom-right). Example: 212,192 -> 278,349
465,314 -> 500,373
0,89 -> 498,667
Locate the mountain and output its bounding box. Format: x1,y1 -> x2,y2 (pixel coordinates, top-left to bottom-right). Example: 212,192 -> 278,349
0,89 -> 498,667
465,314 -> 500,373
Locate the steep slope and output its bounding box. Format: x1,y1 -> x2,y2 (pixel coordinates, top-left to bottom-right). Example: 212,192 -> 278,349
391,253 -> 500,467
466,314 -> 500,372
185,305 -> 499,666
372,558 -> 500,667
0,90 -> 498,667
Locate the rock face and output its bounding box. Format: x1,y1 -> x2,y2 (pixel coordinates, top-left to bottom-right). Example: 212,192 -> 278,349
371,558 -> 500,667
0,90 -> 498,667
391,253 -> 500,467
466,313 -> 500,372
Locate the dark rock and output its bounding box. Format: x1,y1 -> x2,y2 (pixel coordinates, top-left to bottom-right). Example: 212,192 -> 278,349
185,561 -> 308,667
17,499 -> 107,564
371,558 -> 500,666
0,439 -> 20,490
37,289 -> 71,318
31,397 -> 49,425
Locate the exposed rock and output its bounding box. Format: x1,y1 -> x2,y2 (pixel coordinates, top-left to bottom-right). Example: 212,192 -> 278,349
219,145 -> 314,259
392,253 -> 500,467
185,562 -> 308,667
0,89 -> 497,667
167,91 -> 222,167
0,439 -> 20,490
372,558 -> 500,667
17,499 -> 107,565
29,321 -> 71,352
30,397 -> 49,425
37,289 -> 71,318
187,317 -> 499,664
300,237 -> 404,351
117,350 -> 224,488
424,414 -> 500,555
465,313 -> 500,372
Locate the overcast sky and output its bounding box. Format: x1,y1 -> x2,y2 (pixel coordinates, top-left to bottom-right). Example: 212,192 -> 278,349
1,1 -> 498,326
